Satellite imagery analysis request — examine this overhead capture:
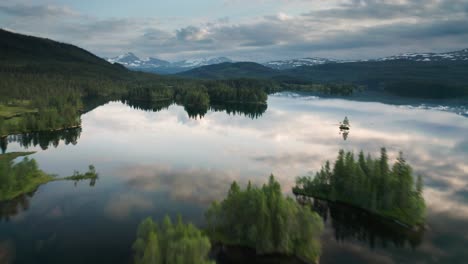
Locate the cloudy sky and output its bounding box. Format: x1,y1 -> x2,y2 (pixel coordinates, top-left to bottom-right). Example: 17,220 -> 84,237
1,0 -> 467,61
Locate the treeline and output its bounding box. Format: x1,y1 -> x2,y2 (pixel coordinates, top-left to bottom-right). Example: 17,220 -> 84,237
125,78 -> 272,105
210,103 -> 267,119
293,148 -> 426,225
205,175 -> 323,263
133,216 -> 213,264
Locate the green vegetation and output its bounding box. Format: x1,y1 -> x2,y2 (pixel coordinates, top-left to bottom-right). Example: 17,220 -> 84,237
205,175 -> 324,263
0,152 -> 98,201
133,216 -> 213,264
293,148 -> 426,226
0,92 -> 82,137
0,152 -> 53,201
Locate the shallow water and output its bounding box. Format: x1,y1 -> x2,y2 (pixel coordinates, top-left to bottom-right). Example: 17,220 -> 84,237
1,93 -> 467,263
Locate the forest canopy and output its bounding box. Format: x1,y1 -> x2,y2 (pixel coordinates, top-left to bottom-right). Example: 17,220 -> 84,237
205,175 -> 324,263
133,216 -> 213,264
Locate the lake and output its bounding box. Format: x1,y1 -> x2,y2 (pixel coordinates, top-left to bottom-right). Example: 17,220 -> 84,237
1,92 -> 467,264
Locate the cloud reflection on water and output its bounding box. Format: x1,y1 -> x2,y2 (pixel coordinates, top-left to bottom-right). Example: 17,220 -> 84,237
84,97 -> 468,223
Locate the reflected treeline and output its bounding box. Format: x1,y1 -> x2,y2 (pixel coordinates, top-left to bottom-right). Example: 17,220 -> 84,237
213,245 -> 308,264
121,99 -> 173,113
121,98 -> 267,119
0,190 -> 36,221
339,129 -> 349,141
302,198 -> 425,249
210,103 -> 267,119
1,127 -> 81,153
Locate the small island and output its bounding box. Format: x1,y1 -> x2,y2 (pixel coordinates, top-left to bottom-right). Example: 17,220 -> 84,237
205,175 -> 323,263
293,148 -> 426,227
0,152 -> 98,202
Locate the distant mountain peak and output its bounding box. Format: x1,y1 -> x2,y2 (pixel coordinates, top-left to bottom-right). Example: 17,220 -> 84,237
263,57 -> 342,70
105,53 -> 233,74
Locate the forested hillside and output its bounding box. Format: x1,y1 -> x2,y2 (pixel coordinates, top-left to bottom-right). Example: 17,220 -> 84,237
283,60 -> 468,98
0,29 -> 129,79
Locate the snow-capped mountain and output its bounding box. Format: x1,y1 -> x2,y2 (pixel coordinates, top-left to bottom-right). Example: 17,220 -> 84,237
107,52 -> 170,68
262,48 -> 468,70
106,53 -> 232,74
172,57 -> 232,68
263,57 -> 342,70
374,49 -> 468,62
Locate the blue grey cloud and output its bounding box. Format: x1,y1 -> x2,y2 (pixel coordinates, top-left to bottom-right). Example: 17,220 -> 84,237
0,0 -> 467,61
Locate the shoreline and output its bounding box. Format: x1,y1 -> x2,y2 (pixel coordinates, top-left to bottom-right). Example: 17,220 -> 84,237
0,124 -> 82,138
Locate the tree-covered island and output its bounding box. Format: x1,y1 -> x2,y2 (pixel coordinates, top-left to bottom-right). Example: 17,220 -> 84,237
293,148 -> 426,227
205,175 -> 324,263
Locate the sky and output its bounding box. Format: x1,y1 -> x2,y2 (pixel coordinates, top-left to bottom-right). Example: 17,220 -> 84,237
0,0 -> 468,62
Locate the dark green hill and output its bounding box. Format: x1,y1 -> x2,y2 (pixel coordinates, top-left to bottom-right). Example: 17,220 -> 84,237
179,58 -> 468,98
0,28 -> 129,79
177,62 -> 278,79
282,60 -> 468,98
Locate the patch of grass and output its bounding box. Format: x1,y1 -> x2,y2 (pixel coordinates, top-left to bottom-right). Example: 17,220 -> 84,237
0,101 -> 36,118
0,172 -> 53,201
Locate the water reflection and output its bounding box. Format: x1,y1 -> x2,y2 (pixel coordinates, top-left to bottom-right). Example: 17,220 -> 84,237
210,103 -> 267,119
122,99 -> 172,113
121,98 -> 266,119
0,191 -> 35,221
308,199 -> 424,249
3,127 -> 81,153
1,94 -> 467,264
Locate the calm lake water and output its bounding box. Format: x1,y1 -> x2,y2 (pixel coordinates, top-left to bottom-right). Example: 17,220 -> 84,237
1,93 -> 467,264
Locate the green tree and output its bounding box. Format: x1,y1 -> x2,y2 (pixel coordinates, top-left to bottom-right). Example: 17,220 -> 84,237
206,175 -> 323,263
133,216 -> 213,264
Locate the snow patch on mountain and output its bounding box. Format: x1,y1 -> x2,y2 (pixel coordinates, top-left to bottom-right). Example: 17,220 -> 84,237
106,53 -> 232,73
262,49 -> 468,69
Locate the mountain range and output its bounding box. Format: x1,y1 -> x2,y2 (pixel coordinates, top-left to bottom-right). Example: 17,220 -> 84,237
108,49 -> 468,73
106,53 -> 232,74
